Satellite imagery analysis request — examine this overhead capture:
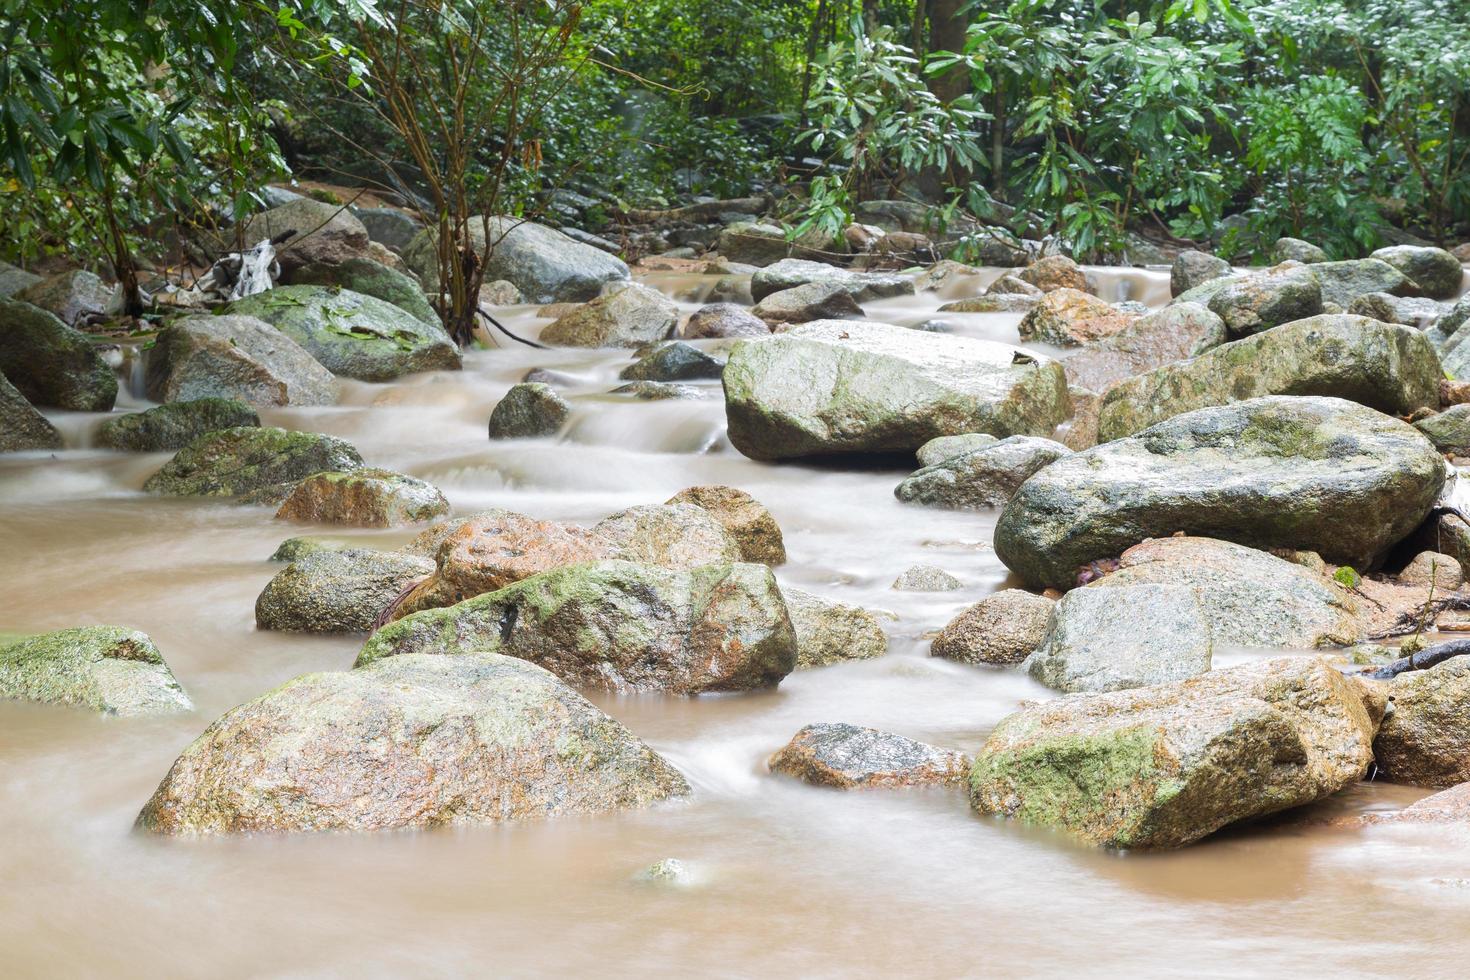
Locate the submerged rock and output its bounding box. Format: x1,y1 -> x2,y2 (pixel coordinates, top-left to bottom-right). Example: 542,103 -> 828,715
891,564 -> 962,592
0,370 -> 62,452
1373,656 -> 1470,788
143,426 -> 363,499
592,503 -> 741,570
358,560 -> 797,695
1372,245 -> 1463,300
971,657 -> 1379,849
136,653 -> 688,834
487,382 -> 571,439
1018,288 -> 1137,346
769,723 -> 967,789
96,398 -> 259,452
894,435 -> 1071,510
750,259 -> 913,303
274,468 -> 449,527
997,397 -> 1445,590
540,282 -> 677,348
227,286 -> 460,382
1097,316 -> 1441,441
0,626 -> 191,716
782,588 -> 889,669
723,320 -> 1071,460
143,314 -> 337,408
255,548 -> 434,633
1359,782 -> 1470,824
931,590 -> 1053,666
0,298 -> 116,411
667,485 -> 785,565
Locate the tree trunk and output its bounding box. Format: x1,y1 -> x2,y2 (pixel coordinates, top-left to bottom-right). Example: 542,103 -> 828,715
926,0 -> 970,103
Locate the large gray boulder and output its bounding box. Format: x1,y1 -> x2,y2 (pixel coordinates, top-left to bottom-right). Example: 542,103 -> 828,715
14,269 -> 112,326
0,298 -> 116,411
894,436 -> 1071,510
750,259 -> 914,303
0,260 -> 42,297
540,282 -> 677,348
1373,656 -> 1470,788
722,321 -> 1071,460
1371,245 -> 1463,299
1272,238 -> 1329,264
782,588 -> 888,669
404,216 -> 629,302
0,626 -> 191,716
255,548 -> 434,633
768,723 -> 967,789
143,314 -> 337,408
227,286 -> 460,382
1414,405 -> 1470,455
930,589 -> 1053,665
996,397 -> 1445,590
135,653 -> 688,834
752,282 -> 863,326
143,426 -> 363,498
1347,292 -> 1445,328
243,197 -> 370,272
286,257 -> 439,324
0,370 -> 62,452
1061,303 -> 1226,394
970,656 -> 1380,848
716,222 -> 792,267
96,398 -> 259,452
1207,267 -> 1322,336
357,560 -> 796,695
590,504 -> 741,570
1097,316 -> 1441,441
352,207 -> 421,252
1310,258 -> 1416,309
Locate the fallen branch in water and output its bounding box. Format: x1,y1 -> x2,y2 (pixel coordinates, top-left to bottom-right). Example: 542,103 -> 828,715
1367,639 -> 1470,680
478,303 -> 548,349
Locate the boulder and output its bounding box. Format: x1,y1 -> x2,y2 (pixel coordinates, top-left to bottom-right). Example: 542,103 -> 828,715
974,657 -> 1381,849
716,222 -> 791,266
540,282 -> 677,348
938,294 -> 1038,314
0,626 -> 191,716
391,510 -> 619,618
684,303 -> 769,340
1061,303 -> 1227,394
723,321 -> 1071,460
243,197 -> 370,272
592,503 -> 741,570
750,259 -> 914,303
0,370 -> 62,452
1347,292 -> 1444,328
353,207 -> 421,252
0,260 -> 42,297
1310,259 -> 1416,309
891,564 -> 961,592
1207,267 -> 1323,336
255,548 -> 434,633
143,314 -> 337,408
226,286 -> 460,382
1398,551 -> 1463,591
14,269 -> 112,325
915,432 -> 998,468
768,723 -> 967,789
135,653 -> 688,834
1372,245 -> 1463,300
620,342 -> 724,382
143,426 -> 363,498
407,218 -> 631,302
1097,316 -> 1442,441
930,590 -> 1053,665
1272,238 -> 1328,264
1374,656 -> 1470,788
985,274 -> 1042,297
1024,584 -> 1212,693
1017,255 -> 1088,293
357,560 -> 797,695
1414,404 -> 1470,455
268,536 -> 352,562
286,257 -> 438,324
1018,289 -> 1138,347
274,468 -> 448,527
996,397 -> 1445,590
667,485 -> 785,565
782,588 -> 888,669
0,298 -> 116,410
96,398 -> 259,452
751,282 -> 862,326
487,382 -> 571,439
894,436 -> 1071,510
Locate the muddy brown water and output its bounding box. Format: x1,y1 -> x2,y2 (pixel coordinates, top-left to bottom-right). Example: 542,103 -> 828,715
4,266 -> 1470,978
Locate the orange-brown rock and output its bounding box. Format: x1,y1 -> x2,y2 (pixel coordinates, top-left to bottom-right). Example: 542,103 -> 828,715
667,485 -> 786,565
1017,255 -> 1089,293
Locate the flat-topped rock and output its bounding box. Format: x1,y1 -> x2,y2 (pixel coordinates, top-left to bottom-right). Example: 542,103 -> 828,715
0,626 -> 191,716
143,314 -> 336,407
143,426 -> 363,499
769,723 -> 967,789
750,259 -> 914,303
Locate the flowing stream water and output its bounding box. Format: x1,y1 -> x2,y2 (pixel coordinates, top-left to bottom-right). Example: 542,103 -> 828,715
3,266 -> 1468,978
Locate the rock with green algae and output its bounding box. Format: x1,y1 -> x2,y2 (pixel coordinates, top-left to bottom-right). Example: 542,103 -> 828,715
96,397 -> 260,452
970,656 -> 1381,849
722,320 -> 1071,461
274,467 -> 448,527
592,503 -> 741,571
1371,245 -> 1464,300
0,370 -> 62,452
1206,266 -> 1322,336
1309,258 -> 1418,309
135,653 -> 689,835
143,426 -> 363,498
255,548 -> 434,633
286,257 -> 439,324
0,626 -> 192,716
0,297 -> 117,411
1060,303 -> 1227,395
357,559 -> 796,695
268,536 -> 354,562
1414,405 -> 1470,456
997,397 -> 1445,590
768,722 -> 968,789
487,382 -> 570,438
781,588 -> 888,669
226,285 -> 460,382
1097,315 -> 1442,441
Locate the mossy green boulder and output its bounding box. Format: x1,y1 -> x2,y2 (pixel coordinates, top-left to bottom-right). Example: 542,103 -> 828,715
143,426 -> 363,498
0,297 -> 116,411
135,653 -> 688,835
996,396 -> 1445,590
1414,405 -> 1470,456
96,397 -> 259,452
287,257 -> 439,324
0,626 -> 192,716
1371,245 -> 1463,300
358,559 -> 796,695
0,370 -> 62,452
227,285 -> 460,382
722,321 -> 1071,460
971,656 -> 1380,849
255,548 -> 435,633
1097,316 -> 1441,441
